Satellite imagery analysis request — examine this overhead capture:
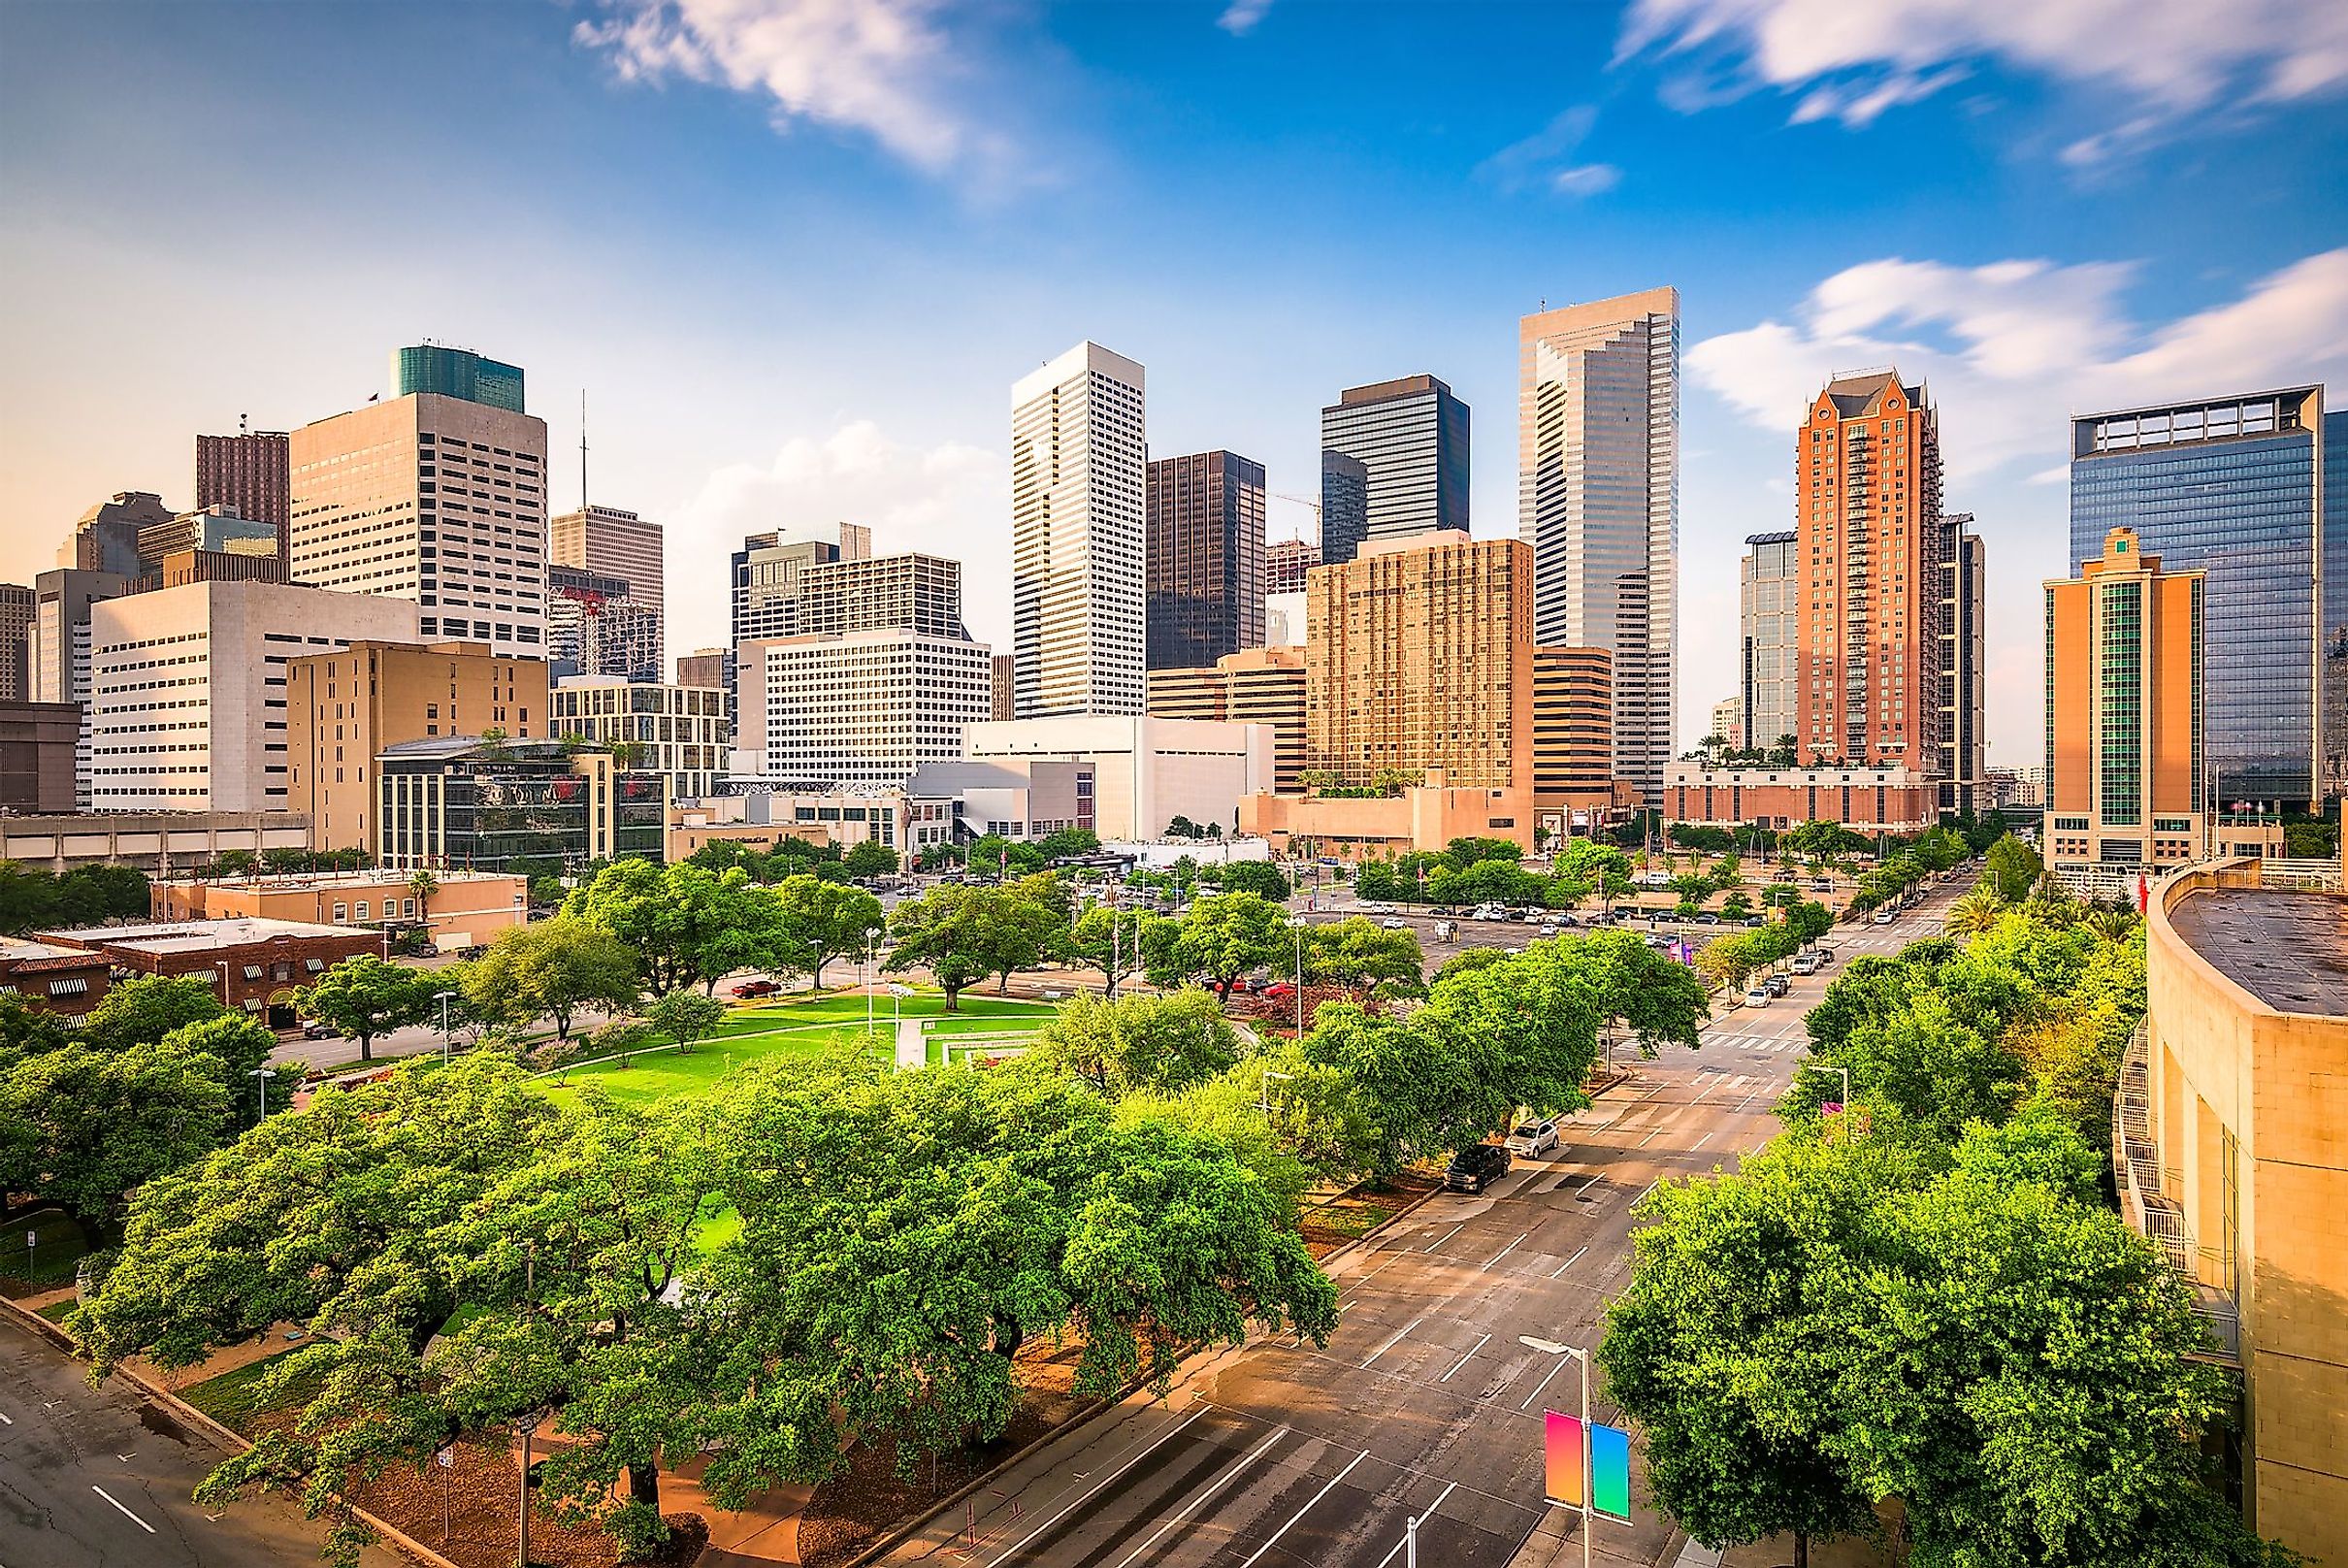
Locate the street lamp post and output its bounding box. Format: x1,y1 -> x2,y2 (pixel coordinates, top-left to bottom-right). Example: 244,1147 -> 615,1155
864,928 -> 879,1038
1520,1335 -> 1593,1568
250,1066 -> 272,1123
515,1409 -> 545,1568
1288,919 -> 1307,1035
436,990 -> 458,1064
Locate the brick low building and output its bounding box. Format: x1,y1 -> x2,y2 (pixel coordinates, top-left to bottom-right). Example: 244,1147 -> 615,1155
1663,762 -> 1940,833
0,935 -> 112,1018
35,917 -> 377,1027
150,869 -> 528,954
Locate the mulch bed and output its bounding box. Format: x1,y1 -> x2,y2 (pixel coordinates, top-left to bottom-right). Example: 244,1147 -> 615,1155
1297,1171 -> 1441,1257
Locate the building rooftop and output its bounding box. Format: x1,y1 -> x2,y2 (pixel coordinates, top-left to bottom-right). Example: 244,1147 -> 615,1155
0,935 -> 99,964
38,917 -> 357,955
153,869 -> 519,892
2169,888 -> 2348,1016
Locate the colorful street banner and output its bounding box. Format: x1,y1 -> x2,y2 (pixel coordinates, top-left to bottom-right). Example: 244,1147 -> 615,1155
1544,1411 -> 1583,1506
1591,1422 -> 1632,1520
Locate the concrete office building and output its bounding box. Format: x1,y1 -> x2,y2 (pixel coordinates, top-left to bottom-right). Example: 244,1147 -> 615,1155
1317,449 -> 1373,567
1243,776 -> 1538,861
1532,645 -> 1619,829
1710,696 -> 1744,748
676,647 -> 727,690
2135,860 -> 2348,1564
196,429 -> 291,544
61,492 -> 174,577
1012,342 -> 1148,717
87,579 -> 420,813
288,638 -> 548,853
907,759 -> 1096,844
740,630 -> 991,791
1146,449 -> 1265,670
1320,376 -> 1468,558
0,582 -> 30,702
734,536 -> 962,649
1740,531 -> 1799,760
289,376 -> 548,657
550,677 -> 729,801
963,715 -> 1271,841
669,788 -> 954,861
0,810 -> 311,874
0,702 -> 79,814
1303,531 -> 1535,793
1797,369 -> 1945,776
392,343 -> 525,412
1148,645 -> 1307,794
2043,528 -> 2208,874
991,653 -> 1016,721
1940,513 -> 1988,812
2071,387 -> 2335,807
31,566 -> 133,806
1664,761 -> 1940,833
551,504 -> 664,670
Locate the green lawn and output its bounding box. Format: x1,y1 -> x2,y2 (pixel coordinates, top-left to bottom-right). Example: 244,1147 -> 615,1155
179,1343 -> 321,1430
0,1211 -> 90,1292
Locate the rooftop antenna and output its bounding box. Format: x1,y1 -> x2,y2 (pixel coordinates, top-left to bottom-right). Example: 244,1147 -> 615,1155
579,389 -> 589,513
238,412 -> 249,435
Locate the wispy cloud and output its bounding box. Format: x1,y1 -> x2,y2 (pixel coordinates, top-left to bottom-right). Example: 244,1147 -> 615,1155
574,0 -> 1020,179
1688,247 -> 2348,479
1218,0 -> 1275,37
1478,106 -> 1622,199
1619,0 -> 2348,153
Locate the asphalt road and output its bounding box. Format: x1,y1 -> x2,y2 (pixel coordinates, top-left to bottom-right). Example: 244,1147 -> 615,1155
870,885 -> 1960,1568
0,1314 -> 398,1568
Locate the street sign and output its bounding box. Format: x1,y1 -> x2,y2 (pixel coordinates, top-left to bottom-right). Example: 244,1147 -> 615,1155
435,1446 -> 454,1469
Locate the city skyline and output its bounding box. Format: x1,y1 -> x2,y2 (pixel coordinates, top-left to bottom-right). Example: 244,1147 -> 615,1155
4,2 -> 2348,767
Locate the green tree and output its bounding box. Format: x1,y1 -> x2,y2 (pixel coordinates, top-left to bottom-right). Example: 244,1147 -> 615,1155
645,990 -> 727,1053
1155,892 -> 1292,1000
839,839 -> 899,880
566,860 -> 799,996
462,917 -> 642,1040
81,974 -> 227,1053
774,873 -> 885,989
1297,1002 -> 1476,1180
1031,988 -> 1241,1096
885,883 -> 1054,1011
1302,915 -> 1425,998
157,1013 -> 280,1083
0,1038 -> 234,1234
0,991 -> 72,1054
1216,860 -> 1292,901
1982,834 -> 2044,904
295,954 -> 440,1062
1945,888 -> 2005,934
1034,827 -> 1102,861
1063,904 -> 1167,997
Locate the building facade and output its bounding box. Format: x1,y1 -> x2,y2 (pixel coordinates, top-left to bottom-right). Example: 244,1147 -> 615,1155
137,506 -> 278,570
669,787 -> 953,860
0,810 -> 311,874
196,429 -> 291,543
1796,370 -> 1946,776
1303,531 -> 1535,793
62,492 -> 173,576
676,647 -> 726,690
1241,778 -> 1535,860
0,582 -> 30,703
29,567 -> 133,807
1320,375 -> 1468,556
0,702 -> 80,814
1516,290 -> 1679,807
962,715 -> 1271,841
0,936 -> 112,1019
2136,860 -> 2348,1564
743,630 -> 991,790
151,869 -> 528,953
2042,528 -> 2207,872
375,737 -> 661,872
1265,536 -> 1320,597
289,385 -> 548,656
2072,388 -> 2330,808
1317,449 -> 1372,567
1147,645 -> 1307,794
1710,696 -> 1743,747
37,916 -> 376,1027
1940,514 -> 1988,812
392,343 -> 525,411
1531,645 -> 1618,831
1740,530 -> 1799,759
550,504 -> 664,616
991,652 -> 1016,721
1012,342 -> 1148,717
1146,449 -> 1265,670
87,580 -> 421,813
547,564 -> 662,683
550,677 -> 729,800
1663,761 -> 1940,833
906,759 -> 1095,843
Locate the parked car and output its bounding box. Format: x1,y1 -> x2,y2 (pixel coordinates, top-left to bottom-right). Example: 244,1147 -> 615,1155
1744,985 -> 1771,1007
1537,923 -> 1559,938
1446,1142 -> 1513,1192
1810,878 -> 1836,892
1380,917 -> 1411,931
1766,974 -> 1791,997
1791,953 -> 1821,975
1873,908 -> 1896,926
731,978 -> 782,998
1694,913 -> 1721,926
1258,981 -> 1296,1002
301,1019 -> 335,1039
1505,1119 -> 1561,1158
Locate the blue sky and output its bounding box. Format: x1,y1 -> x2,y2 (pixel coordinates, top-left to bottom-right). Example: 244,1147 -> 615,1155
5,0 -> 2346,766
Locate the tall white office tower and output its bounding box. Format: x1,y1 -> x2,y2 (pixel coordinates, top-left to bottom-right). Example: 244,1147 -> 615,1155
1517,287 -> 1679,808
1011,342 -> 1147,718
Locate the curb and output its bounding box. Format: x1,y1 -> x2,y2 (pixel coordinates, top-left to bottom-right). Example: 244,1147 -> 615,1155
832,1174 -> 1447,1568
0,1293 -> 463,1568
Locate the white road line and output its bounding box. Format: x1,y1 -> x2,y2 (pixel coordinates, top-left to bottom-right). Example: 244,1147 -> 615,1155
1339,1253 -> 1403,1298
1361,1318 -> 1423,1368
1549,1244 -> 1588,1280
1516,1351 -> 1574,1411
1237,1448 -> 1371,1568
0,1411 -> 12,1424
985,1402 -> 1212,1565
1438,1333 -> 1492,1382
1634,1178 -> 1660,1203
1481,1232 -> 1529,1270
1371,1480 -> 1461,1568
1423,1223 -> 1466,1254
1108,1426 -> 1290,1568
1690,1130 -> 1714,1150
92,1486 -> 156,1534
1728,1074 -> 1752,1090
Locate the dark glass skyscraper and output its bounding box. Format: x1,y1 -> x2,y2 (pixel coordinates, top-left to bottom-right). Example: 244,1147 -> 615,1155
1318,450 -> 1370,566
1319,375 -> 1468,558
392,344 -> 526,412
1146,450 -> 1265,669
2071,387 -> 2328,807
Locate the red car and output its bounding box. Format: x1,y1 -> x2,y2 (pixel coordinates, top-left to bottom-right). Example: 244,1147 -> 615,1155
731,979 -> 781,998
1258,981 -> 1296,1002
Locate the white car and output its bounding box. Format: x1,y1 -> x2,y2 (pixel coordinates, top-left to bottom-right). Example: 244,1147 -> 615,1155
1505,1119 -> 1561,1158
1380,917 -> 1410,931
1537,923 -> 1560,938
1744,985 -> 1771,1007
1873,908 -> 1896,925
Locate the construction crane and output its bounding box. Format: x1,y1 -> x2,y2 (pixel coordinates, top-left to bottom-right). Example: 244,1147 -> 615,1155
1269,492 -> 1321,547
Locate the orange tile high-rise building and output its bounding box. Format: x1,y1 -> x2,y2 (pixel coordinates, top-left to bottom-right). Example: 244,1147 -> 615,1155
1795,370 -> 1944,774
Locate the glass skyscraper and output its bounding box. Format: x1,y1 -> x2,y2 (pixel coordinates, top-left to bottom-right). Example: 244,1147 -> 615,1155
1319,375 -> 1469,558
392,344 -> 526,413
2070,387 -> 2328,807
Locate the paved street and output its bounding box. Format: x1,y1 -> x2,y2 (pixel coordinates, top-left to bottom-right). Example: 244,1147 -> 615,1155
0,1313 -> 398,1568
871,885 -> 1958,1568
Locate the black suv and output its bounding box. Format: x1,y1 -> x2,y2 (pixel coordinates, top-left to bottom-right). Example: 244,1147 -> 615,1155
1446,1142 -> 1512,1193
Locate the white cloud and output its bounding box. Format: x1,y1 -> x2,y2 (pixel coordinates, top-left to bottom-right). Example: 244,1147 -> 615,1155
574,0 -> 1014,176
1218,0 -> 1275,36
665,419 -> 1009,651
1619,0 -> 2348,140
1479,106 -> 1622,200
1689,247 -> 2348,479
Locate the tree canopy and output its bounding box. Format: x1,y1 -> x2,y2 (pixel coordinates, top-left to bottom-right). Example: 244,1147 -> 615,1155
295,954 -> 440,1062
